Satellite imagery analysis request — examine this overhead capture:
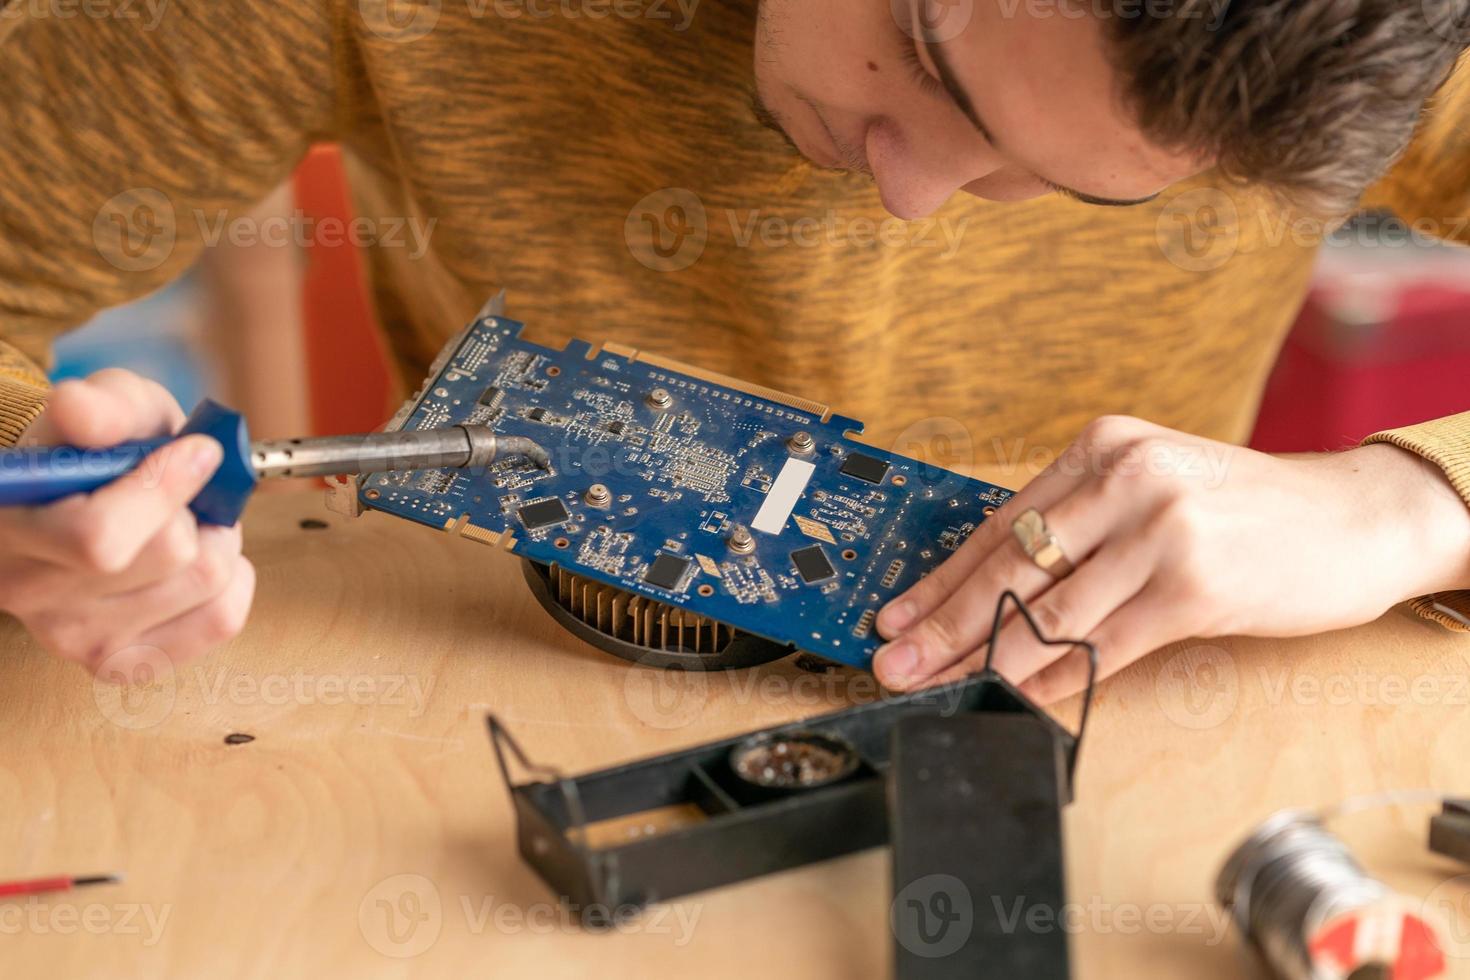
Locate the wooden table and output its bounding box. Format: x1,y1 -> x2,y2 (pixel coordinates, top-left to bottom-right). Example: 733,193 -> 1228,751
4,488 -> 1470,979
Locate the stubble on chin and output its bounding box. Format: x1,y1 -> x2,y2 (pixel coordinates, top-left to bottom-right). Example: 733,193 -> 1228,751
746,86 -> 871,181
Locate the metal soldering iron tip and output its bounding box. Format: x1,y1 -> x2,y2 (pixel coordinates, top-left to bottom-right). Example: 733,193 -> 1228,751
458,426 -> 552,471
496,435 -> 552,470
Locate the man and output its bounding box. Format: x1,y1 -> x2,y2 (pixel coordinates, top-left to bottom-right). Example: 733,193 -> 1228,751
0,0 -> 1467,696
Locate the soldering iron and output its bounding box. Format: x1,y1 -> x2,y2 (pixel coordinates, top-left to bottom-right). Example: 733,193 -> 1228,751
0,400 -> 550,526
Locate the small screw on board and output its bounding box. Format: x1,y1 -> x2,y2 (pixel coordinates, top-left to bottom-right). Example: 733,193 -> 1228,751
646,388 -> 673,409
727,525 -> 755,555
585,484 -> 611,507
787,431 -> 815,454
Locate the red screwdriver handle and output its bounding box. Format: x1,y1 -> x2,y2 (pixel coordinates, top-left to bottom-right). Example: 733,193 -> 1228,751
0,876 -> 75,897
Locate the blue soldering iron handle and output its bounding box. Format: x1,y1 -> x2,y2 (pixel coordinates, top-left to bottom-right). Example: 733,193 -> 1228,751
0,399 -> 259,526
0,436 -> 173,505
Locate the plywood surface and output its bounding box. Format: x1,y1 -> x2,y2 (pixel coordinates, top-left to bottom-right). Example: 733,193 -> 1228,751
3,487 -> 1469,979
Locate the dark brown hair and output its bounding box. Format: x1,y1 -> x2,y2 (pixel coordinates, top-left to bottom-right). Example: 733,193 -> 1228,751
1106,0 -> 1470,215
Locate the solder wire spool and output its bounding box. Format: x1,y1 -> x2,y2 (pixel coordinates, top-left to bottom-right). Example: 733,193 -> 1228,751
1216,809 -> 1448,980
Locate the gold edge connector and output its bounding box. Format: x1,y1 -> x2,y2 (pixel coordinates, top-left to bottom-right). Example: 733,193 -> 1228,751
461,524 -> 506,547
598,341 -> 640,359
444,514 -> 516,550
588,338 -> 830,423
634,350 -> 832,422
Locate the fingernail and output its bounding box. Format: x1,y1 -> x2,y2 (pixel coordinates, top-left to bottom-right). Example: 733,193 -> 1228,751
876,643 -> 918,685
881,600 -> 915,633
186,437 -> 222,477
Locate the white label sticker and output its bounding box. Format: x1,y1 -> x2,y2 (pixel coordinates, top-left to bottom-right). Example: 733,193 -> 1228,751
751,458 -> 816,535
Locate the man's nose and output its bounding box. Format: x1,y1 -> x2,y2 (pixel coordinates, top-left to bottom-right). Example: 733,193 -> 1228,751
865,117 -> 997,220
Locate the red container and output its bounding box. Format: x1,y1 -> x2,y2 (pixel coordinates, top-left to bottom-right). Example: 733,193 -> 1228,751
1251,246 -> 1470,452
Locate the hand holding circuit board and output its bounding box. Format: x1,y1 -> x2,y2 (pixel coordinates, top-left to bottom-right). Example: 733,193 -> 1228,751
871,418 -> 1470,700
360,310 -> 1470,694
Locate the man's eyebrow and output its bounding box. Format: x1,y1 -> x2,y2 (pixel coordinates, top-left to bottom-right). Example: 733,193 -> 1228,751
918,31 -> 1161,209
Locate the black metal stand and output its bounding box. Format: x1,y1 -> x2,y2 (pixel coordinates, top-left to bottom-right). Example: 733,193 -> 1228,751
487,589 -> 1099,965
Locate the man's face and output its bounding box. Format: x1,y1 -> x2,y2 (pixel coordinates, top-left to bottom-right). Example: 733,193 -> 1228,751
752,0 -> 1209,219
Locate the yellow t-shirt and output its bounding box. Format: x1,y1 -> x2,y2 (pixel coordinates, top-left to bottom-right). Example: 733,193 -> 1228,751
0,0 -> 1466,626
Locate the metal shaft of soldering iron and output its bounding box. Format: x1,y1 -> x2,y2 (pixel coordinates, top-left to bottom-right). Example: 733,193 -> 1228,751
250,426 -> 551,480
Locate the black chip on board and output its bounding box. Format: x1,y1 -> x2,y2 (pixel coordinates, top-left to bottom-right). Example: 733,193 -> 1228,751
840,452 -> 890,484
643,553 -> 693,592
528,407 -> 549,422
518,497 -> 570,530
607,420 -> 627,435
477,385 -> 503,408
791,545 -> 837,585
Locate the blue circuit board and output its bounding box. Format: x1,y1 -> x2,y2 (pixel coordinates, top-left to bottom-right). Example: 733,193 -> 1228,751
359,315 -> 1014,669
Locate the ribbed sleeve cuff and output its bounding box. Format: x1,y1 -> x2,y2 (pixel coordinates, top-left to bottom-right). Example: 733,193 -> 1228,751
1363,411 -> 1470,633
0,373 -> 47,448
